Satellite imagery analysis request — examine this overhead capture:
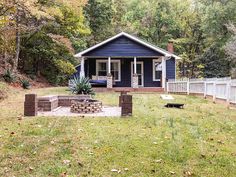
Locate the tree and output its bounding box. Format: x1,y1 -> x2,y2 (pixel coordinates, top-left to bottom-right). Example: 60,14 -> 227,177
199,44 -> 231,78
225,24 -> 236,78
18,0 -> 89,85
84,0 -> 114,46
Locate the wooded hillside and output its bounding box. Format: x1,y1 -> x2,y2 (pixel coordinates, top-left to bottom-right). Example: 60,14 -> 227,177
0,0 -> 236,85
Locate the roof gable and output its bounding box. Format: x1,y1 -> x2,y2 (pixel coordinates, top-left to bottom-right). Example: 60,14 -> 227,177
75,32 -> 181,59
83,36 -> 164,57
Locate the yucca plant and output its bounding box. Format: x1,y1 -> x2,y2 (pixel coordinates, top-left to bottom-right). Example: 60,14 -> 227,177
69,75 -> 94,95
3,69 -> 15,83
20,79 -> 31,89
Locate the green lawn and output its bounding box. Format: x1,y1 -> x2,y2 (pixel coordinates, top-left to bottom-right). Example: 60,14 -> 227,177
0,86 -> 236,176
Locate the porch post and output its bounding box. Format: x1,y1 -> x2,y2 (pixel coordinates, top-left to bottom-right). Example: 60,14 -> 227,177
80,57 -> 85,78
132,57 -> 138,88
162,56 -> 166,90
134,57 -> 137,74
107,57 -> 113,89
108,56 -> 111,74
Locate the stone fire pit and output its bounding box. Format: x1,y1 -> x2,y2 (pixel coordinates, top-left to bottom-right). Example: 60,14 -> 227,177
70,99 -> 102,113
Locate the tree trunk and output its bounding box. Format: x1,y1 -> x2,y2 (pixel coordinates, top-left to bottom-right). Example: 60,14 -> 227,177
13,6 -> 20,72
4,49 -> 7,69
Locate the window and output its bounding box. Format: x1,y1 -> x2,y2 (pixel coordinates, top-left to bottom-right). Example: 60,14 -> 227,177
97,62 -> 107,76
96,60 -> 121,81
111,62 -> 120,81
153,59 -> 162,81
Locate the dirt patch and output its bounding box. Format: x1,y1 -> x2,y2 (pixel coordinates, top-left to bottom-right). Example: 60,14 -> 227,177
0,89 -> 7,101
0,82 -> 8,101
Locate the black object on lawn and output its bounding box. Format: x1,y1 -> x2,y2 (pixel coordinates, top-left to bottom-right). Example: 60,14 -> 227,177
165,103 -> 184,109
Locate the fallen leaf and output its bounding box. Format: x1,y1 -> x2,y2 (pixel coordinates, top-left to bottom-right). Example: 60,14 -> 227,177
60,172 -> 67,177
77,160 -> 83,167
217,140 -> 224,144
17,116 -> 23,120
111,169 -> 121,173
154,159 -> 162,163
201,154 -> 206,158
63,160 -> 70,165
184,170 -> 193,176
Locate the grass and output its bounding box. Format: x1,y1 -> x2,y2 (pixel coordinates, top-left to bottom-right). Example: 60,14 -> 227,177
0,86 -> 236,176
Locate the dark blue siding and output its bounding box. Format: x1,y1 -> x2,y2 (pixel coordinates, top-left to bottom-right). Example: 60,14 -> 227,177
143,59 -> 160,87
86,58 -> 161,87
166,57 -> 176,80
83,36 -> 163,57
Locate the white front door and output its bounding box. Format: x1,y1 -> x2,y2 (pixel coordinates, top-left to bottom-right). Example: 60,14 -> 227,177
131,62 -> 144,87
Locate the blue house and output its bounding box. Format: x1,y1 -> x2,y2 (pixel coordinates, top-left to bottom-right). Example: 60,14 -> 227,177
74,32 -> 181,91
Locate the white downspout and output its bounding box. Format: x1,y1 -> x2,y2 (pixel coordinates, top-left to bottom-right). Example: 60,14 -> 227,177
162,56 -> 167,90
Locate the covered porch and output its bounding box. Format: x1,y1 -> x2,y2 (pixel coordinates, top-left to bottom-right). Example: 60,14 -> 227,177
78,56 -> 167,89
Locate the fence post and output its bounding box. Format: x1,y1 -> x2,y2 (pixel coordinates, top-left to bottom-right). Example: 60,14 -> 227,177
187,78 -> 190,95
204,81 -> 207,98
213,81 -> 216,103
226,81 -> 231,107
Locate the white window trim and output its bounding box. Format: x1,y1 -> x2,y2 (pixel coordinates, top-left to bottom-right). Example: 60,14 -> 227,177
153,59 -> 162,81
96,59 -> 121,82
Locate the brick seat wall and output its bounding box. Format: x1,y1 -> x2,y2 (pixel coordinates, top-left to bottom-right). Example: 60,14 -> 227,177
58,95 -> 91,107
38,96 -> 58,111
38,95 -> 91,111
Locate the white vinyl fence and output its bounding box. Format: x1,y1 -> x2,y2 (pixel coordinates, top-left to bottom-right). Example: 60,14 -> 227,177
167,77 -> 236,104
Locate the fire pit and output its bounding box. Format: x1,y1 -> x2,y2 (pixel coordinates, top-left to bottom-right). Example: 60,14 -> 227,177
70,99 -> 102,113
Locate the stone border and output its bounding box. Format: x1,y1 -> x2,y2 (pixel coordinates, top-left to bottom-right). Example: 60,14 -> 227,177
71,100 -> 102,113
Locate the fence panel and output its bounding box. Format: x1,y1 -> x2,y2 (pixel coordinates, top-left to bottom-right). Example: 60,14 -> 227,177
206,83 -> 214,96
215,83 -> 227,99
167,82 -> 187,93
167,77 -> 236,105
189,82 -> 204,94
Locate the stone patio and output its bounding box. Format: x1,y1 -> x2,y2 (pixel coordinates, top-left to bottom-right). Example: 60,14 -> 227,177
38,106 -> 121,117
